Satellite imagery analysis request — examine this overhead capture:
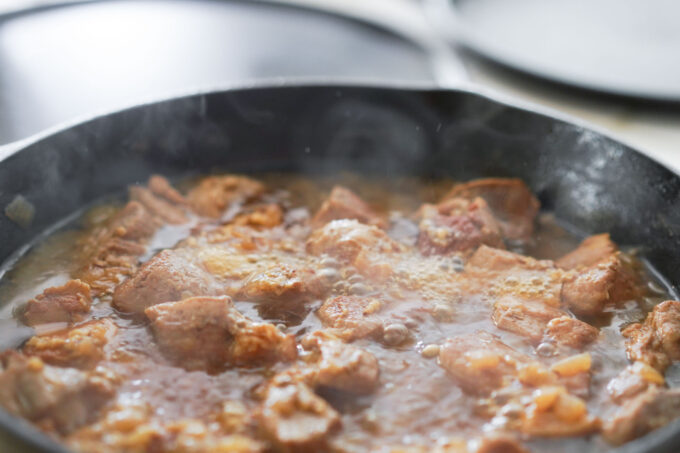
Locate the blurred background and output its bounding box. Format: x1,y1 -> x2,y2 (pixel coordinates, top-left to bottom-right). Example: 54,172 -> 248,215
0,0 -> 678,173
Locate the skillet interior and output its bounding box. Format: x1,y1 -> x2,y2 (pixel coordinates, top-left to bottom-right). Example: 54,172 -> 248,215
0,84 -> 680,452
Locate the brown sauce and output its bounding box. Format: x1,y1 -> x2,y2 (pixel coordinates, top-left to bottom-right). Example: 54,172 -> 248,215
0,173 -> 676,453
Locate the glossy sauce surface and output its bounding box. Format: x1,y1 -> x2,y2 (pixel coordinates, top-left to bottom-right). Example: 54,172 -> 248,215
0,173 -> 675,453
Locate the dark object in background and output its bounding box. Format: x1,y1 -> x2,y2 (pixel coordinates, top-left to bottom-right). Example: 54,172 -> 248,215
1,84 -> 680,452
0,0 -> 433,144
430,0 -> 680,102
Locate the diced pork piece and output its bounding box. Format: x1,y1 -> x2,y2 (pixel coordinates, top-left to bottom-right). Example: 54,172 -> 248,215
417,197 -> 504,256
68,400 -> 263,453
443,178 -> 539,242
544,316 -> 599,349
312,186 -> 386,229
532,354 -> 592,399
307,219 -> 403,263
301,331 -> 379,395
551,353 -> 592,378
467,245 -> 551,273
306,219 -> 403,281
129,186 -> 188,225
145,296 -> 296,371
65,402 -> 157,452
76,200 -> 161,297
78,245 -> 142,298
466,246 -> 564,307
23,319 -> 117,369
232,204 -> 284,229
238,264 -> 328,302
603,387 -> 680,445
622,300 -> 680,371
0,352 -> 116,434
112,249 -> 222,314
164,427 -> 264,453
188,175 -> 265,218
23,280 -> 92,326
474,434 -> 529,453
148,175 -> 187,205
556,233 -> 618,270
107,200 -> 161,241
438,331 -> 530,395
607,362 -> 665,404
229,313 -> 298,367
94,237 -> 147,260
492,296 -> 565,344
146,296 -> 232,370
317,295 -> 384,341
257,375 -> 341,451
518,385 -> 600,437
561,254 -> 639,318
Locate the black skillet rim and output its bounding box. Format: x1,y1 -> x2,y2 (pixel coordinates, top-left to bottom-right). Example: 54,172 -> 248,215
1,82 -> 680,452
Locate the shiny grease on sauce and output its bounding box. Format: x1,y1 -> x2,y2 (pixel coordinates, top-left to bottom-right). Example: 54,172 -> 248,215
0,173 -> 674,453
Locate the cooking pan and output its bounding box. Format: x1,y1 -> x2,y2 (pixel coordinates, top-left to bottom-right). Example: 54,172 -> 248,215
1,83 -> 679,453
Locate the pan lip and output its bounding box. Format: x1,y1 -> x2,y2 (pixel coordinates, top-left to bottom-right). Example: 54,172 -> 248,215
0,78 -> 677,176
0,79 -> 679,453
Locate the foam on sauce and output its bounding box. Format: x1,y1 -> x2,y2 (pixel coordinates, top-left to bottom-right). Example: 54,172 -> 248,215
0,173 -> 675,453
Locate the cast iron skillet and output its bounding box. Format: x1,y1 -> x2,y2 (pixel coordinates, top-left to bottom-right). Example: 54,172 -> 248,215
1,84 -> 680,452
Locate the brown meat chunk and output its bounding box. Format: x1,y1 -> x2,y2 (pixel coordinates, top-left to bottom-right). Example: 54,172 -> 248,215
475,435 -> 529,453
76,200 -> 161,297
148,175 -> 187,205
544,316 -> 599,349
622,300 -> 680,371
519,385 -> 600,437
0,352 -> 116,434
69,403 -> 263,453
232,204 -> 283,229
78,243 -> 143,298
146,296 -> 233,370
95,237 -> 147,260
438,331 -> 530,395
466,246 -> 564,307
307,219 -> 403,281
467,245 -> 552,273
417,197 -> 504,256
301,331 -> 379,395
317,295 -> 384,341
257,375 -> 340,451
108,200 -> 161,241
23,319 -> 117,369
492,296 -> 565,344
188,175 -> 265,218
238,264 -> 328,302
163,422 -> 264,453
561,253 -> 639,317
229,315 -> 298,367
129,186 -> 188,224
556,233 -> 617,270
443,178 -> 539,241
603,387 -> 680,445
112,249 -> 222,314
23,280 -> 92,326
312,186 -> 386,228
606,362 -> 665,404
307,219 -> 402,263
145,296 -> 296,371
